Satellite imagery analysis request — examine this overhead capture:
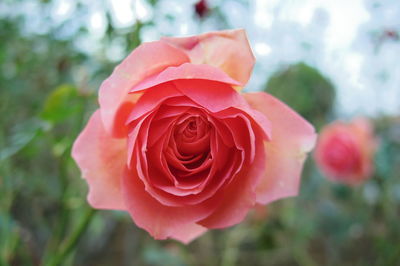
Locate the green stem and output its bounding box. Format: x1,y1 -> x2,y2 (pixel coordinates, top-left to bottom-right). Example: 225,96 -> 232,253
41,153 -> 71,263
46,208 -> 96,266
221,226 -> 247,266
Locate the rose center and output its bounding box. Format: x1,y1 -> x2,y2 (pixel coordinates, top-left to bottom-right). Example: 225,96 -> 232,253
188,120 -> 197,130
173,114 -> 211,157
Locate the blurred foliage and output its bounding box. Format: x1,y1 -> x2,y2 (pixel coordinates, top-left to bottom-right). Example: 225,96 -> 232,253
1,0 -> 400,266
265,62 -> 336,129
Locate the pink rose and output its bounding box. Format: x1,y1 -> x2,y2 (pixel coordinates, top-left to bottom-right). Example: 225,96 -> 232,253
72,29 -> 316,243
315,118 -> 377,185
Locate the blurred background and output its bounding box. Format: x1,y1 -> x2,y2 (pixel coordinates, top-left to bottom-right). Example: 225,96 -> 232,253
1,0 -> 399,265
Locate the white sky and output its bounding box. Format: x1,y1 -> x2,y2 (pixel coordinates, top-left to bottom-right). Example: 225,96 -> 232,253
2,0 -> 398,117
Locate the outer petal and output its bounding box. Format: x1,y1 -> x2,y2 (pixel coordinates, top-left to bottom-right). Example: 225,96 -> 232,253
99,41 -> 189,137
122,167 -> 216,241
71,110 -> 126,210
162,29 -> 255,87
243,92 -> 317,204
170,223 -> 207,244
130,63 -> 241,93
173,79 -> 249,113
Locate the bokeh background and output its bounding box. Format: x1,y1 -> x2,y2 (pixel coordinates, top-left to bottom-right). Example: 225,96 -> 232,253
1,0 -> 400,265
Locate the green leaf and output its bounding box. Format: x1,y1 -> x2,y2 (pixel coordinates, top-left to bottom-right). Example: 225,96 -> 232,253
41,84 -> 81,123
0,118 -> 43,161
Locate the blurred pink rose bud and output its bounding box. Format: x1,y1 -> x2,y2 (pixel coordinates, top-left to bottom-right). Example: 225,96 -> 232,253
315,118 -> 377,185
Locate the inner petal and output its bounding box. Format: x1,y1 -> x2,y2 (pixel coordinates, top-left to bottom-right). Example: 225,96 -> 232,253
174,112 -> 211,156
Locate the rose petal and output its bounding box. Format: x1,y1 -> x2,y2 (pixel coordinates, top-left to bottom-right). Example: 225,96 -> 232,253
170,223 -> 207,244
122,167 -> 217,241
243,92 -> 317,204
130,63 -> 241,93
162,29 -> 255,86
99,41 -> 189,137
126,82 -> 182,124
215,111 -> 256,163
71,110 -> 126,210
172,79 -> 249,113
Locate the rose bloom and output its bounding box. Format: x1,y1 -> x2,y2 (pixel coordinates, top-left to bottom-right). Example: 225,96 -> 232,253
314,118 -> 377,186
72,29 -> 316,243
